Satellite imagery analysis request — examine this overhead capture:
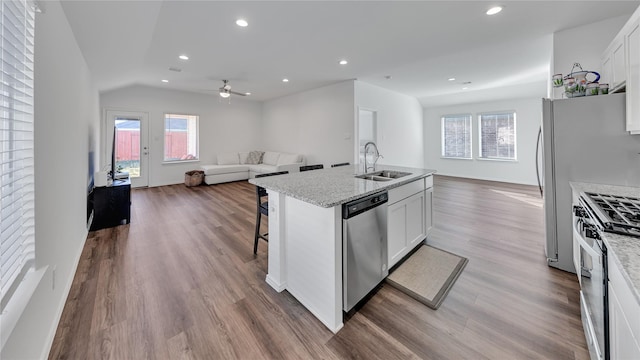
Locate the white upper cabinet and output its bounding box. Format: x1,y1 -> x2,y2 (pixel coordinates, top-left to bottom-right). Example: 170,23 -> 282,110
602,5 -> 640,134
626,18 -> 640,133
602,37 -> 626,91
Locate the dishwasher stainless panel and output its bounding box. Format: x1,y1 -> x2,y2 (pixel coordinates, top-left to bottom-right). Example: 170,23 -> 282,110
342,191 -> 388,312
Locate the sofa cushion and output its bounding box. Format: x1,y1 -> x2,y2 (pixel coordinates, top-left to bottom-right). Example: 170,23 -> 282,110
277,153 -> 301,165
262,151 -> 280,165
201,164 -> 248,176
217,152 -> 239,165
248,164 -> 279,173
246,150 -> 264,164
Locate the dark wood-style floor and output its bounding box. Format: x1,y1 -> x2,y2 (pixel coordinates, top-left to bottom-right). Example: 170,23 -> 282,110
49,175 -> 588,359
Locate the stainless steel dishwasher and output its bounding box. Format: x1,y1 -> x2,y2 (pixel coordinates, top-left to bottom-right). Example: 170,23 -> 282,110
342,191 -> 388,312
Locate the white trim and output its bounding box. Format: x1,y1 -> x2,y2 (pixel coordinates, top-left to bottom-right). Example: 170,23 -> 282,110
41,229 -> 89,359
161,159 -> 201,165
440,157 -> 473,160
476,157 -> 519,162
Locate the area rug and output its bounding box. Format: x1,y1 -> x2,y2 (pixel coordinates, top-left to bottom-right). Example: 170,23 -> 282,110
386,245 -> 468,310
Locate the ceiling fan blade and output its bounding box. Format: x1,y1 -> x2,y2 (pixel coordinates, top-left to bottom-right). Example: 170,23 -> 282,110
228,90 -> 247,96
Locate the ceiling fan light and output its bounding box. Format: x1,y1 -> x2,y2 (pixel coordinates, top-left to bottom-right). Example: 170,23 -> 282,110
219,90 -> 231,98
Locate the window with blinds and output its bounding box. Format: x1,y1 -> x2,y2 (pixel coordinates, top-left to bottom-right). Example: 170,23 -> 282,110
1,0 -> 36,309
441,114 -> 472,159
479,112 -> 517,160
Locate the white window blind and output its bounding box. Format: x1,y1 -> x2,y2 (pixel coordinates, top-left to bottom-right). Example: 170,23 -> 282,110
479,112 -> 517,160
441,114 -> 472,158
1,0 -> 36,308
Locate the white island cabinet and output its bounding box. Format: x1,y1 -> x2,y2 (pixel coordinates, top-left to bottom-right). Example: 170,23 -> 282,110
388,175 -> 433,268
250,165 -> 436,333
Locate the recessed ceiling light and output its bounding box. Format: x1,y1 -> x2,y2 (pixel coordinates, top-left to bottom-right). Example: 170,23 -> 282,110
282,78 -> 289,83
236,19 -> 248,27
161,79 -> 169,83
245,92 -> 251,96
462,87 -> 469,90
448,77 -> 456,81
179,55 -> 189,60
339,60 -> 348,65
486,6 -> 503,15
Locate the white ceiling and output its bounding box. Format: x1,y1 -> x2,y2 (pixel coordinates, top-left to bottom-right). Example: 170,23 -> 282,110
58,1 -> 639,107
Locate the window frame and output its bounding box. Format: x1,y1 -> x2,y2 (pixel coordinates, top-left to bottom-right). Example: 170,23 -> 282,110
440,113 -> 473,160
478,111 -> 517,161
1,0 -> 45,349
162,113 -> 200,163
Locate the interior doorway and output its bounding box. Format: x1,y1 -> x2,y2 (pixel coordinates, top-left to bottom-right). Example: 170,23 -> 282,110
356,108 -> 378,171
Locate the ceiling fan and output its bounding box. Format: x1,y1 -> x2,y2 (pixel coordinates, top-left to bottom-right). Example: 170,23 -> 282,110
218,79 -> 247,98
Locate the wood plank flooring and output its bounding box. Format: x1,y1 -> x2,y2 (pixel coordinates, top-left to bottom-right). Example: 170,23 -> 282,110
49,175 -> 588,359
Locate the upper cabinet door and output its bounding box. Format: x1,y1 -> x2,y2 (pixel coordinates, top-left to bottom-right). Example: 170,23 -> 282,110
612,38 -> 626,90
626,19 -> 640,133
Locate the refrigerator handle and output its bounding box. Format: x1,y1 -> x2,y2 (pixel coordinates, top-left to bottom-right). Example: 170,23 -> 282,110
535,126 -> 543,198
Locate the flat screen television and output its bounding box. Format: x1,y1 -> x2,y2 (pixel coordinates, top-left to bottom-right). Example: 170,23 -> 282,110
110,125 -> 116,181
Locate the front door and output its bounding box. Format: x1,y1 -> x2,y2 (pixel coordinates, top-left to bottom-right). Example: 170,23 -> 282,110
105,110 -> 149,188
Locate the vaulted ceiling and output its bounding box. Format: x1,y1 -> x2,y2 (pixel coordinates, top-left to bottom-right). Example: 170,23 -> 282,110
59,1 -> 639,106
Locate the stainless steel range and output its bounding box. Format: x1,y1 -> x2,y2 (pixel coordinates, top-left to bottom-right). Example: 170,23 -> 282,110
580,192 -> 640,238
574,192 -> 640,360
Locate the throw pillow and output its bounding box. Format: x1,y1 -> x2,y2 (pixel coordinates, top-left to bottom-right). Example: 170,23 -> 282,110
245,150 -> 264,164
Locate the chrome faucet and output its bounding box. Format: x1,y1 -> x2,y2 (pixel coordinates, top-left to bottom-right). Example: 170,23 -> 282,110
363,141 -> 382,173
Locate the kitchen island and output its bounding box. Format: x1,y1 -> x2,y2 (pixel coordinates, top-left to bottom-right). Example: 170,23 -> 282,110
249,165 -> 436,332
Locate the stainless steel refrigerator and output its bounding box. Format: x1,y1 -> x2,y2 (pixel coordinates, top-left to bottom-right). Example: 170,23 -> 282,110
539,93 -> 640,273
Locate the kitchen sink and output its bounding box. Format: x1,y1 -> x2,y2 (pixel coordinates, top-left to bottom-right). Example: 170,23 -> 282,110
354,170 -> 411,182
354,174 -> 392,182
376,170 -> 411,179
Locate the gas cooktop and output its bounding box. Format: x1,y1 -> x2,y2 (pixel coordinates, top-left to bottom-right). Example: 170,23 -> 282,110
581,192 -> 640,238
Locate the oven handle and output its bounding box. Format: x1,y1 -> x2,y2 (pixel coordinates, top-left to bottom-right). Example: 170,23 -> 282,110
572,219 -> 601,258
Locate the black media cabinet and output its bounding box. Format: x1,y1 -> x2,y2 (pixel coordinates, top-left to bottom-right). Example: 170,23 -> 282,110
90,179 -> 131,231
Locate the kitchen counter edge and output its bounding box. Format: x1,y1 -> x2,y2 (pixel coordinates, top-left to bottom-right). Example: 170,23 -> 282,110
249,165 -> 436,208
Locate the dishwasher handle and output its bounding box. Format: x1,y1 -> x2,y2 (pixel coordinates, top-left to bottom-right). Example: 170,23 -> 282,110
342,191 -> 388,219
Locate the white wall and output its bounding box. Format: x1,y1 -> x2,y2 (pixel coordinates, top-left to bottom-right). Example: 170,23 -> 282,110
354,81 -> 424,169
424,98 -> 541,185
100,85 -> 263,186
262,81 -> 355,167
552,15 -> 629,90
1,1 -> 100,358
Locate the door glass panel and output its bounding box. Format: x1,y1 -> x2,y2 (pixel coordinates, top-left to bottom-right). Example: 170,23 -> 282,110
115,117 -> 140,178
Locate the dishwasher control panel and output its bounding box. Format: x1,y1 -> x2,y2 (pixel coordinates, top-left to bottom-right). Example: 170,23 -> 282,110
342,192 -> 388,219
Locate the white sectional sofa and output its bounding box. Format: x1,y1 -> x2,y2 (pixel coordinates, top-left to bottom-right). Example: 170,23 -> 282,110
200,151 -> 305,185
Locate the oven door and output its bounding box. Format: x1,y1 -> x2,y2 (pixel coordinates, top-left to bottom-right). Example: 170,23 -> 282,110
573,208 -> 605,360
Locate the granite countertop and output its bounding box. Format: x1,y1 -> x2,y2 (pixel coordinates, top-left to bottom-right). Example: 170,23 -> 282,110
570,182 -> 640,305
249,164 -> 436,208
